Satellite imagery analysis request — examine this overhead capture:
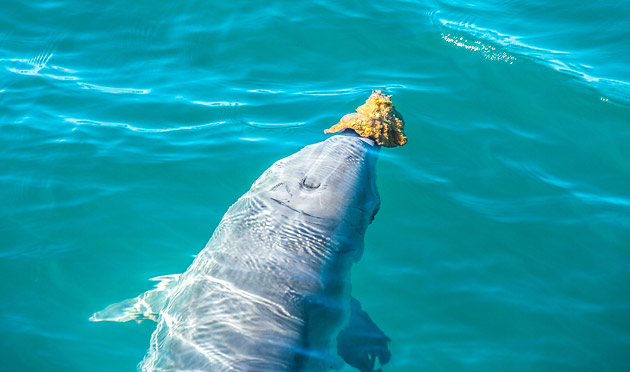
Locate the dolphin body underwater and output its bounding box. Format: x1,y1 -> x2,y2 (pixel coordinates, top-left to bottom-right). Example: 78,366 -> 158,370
91,91 -> 407,372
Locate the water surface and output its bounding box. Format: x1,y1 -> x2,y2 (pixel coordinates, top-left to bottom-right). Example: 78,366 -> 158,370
1,0 -> 629,371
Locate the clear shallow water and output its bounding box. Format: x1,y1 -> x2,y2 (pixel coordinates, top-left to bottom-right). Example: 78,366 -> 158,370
1,0 -> 629,371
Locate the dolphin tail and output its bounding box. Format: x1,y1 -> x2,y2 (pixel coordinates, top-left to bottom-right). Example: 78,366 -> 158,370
89,274 -> 181,323
337,297 -> 391,372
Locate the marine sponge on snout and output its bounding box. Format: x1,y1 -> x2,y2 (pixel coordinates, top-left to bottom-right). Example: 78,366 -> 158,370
324,90 -> 407,147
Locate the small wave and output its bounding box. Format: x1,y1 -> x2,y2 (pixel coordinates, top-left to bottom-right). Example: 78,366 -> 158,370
3,57 -> 79,81
294,85 -> 407,96
246,89 -> 286,94
239,137 -> 269,142
437,18 -> 569,61
438,19 -> 522,63
441,33 -> 516,64
495,156 -> 576,190
50,65 -> 78,73
2,56 -> 152,95
243,86 -> 406,97
245,121 -> 306,128
450,191 -> 579,224
436,17 -> 630,104
28,40 -> 56,69
293,88 -> 366,96
192,100 -> 246,107
76,82 -> 150,95
497,155 -> 630,209
0,38 -> 71,81
571,191 -> 630,208
64,117 -> 225,133
489,156 -> 630,226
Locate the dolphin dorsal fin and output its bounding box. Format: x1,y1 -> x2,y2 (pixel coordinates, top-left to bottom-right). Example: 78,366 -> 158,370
90,274 -> 181,323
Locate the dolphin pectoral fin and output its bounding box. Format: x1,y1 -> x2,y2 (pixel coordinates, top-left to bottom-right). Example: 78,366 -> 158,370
297,295 -> 346,371
89,274 -> 180,323
337,297 -> 391,372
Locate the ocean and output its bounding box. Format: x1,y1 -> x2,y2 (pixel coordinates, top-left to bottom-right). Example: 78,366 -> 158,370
1,0 -> 629,371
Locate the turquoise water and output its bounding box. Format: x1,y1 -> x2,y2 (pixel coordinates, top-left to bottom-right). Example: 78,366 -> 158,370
1,0 -> 629,370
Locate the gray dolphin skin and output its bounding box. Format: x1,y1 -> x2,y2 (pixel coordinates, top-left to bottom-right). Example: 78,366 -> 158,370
91,130 -> 391,372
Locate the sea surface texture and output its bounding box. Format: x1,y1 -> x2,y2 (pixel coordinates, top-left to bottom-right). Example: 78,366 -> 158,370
1,0 -> 629,371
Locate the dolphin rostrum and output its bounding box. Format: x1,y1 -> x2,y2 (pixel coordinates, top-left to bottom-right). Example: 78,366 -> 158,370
92,91 -> 406,372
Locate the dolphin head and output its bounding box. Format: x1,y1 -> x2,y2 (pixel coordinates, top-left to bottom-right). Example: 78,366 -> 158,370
251,130 -> 381,254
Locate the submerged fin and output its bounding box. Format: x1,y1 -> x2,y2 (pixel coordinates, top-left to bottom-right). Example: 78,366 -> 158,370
298,295 -> 346,371
337,297 -> 391,372
89,274 -> 180,323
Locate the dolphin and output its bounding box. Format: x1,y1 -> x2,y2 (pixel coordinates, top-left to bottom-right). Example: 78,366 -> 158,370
91,130 -> 392,372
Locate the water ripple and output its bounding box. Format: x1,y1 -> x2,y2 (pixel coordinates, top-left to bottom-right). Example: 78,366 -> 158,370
2,54 -> 149,95
192,100 -> 246,107
76,82 -> 150,95
571,191 -> 630,208
3,57 -> 79,81
436,16 -> 630,104
64,117 -> 226,133
245,121 -> 306,128
450,191 -> 580,225
241,85 -> 406,97
496,155 -> 630,210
